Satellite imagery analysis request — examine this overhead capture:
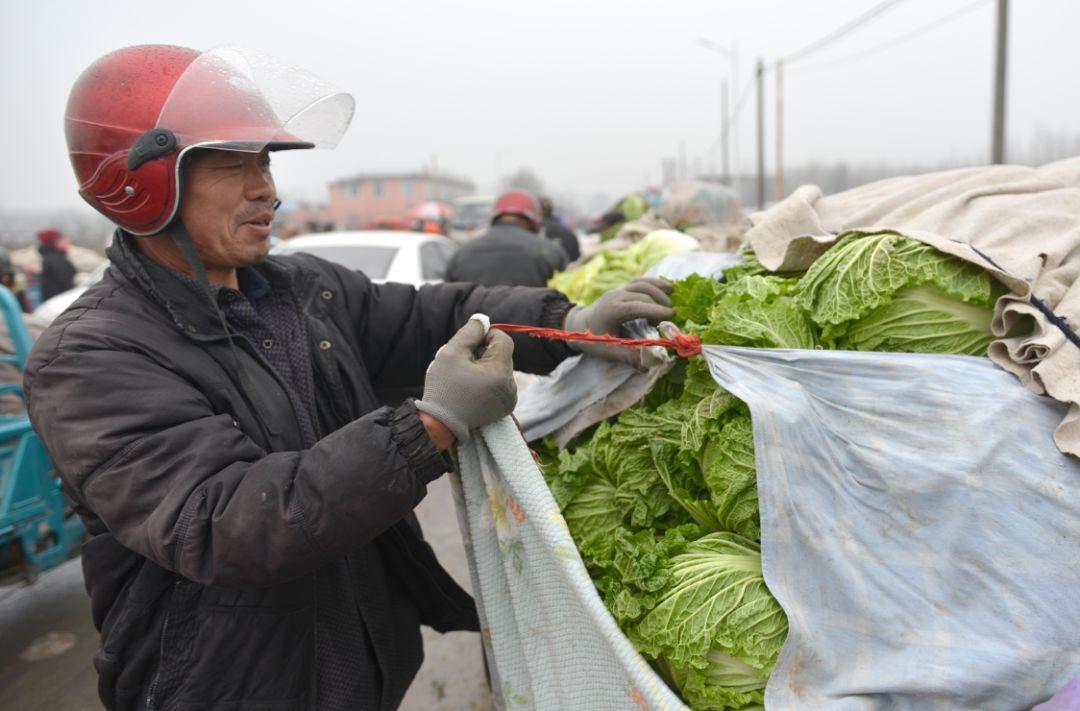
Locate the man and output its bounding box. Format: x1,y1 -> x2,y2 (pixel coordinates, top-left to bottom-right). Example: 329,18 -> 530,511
26,45 -> 674,711
539,195 -> 580,262
444,189 -> 568,287
36,228 -> 76,301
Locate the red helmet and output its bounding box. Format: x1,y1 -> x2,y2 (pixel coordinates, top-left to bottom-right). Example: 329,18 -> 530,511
36,228 -> 64,247
492,190 -> 542,233
65,45 -> 355,236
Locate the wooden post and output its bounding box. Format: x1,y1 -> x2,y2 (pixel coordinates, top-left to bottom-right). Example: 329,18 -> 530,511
991,0 -> 1009,164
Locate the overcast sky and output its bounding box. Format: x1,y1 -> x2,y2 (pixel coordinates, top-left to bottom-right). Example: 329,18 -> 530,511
3,0 -> 1078,215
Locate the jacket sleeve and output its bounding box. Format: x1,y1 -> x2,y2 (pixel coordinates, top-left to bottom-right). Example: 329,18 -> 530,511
26,342 -> 449,588
314,256 -> 575,389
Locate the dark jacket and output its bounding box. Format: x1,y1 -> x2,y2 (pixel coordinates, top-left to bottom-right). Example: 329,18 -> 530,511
24,232 -> 573,711
542,217 -> 580,262
444,222 -> 567,287
39,244 -> 77,301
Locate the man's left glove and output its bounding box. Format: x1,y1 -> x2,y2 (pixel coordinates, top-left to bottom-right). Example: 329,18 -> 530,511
563,277 -> 676,368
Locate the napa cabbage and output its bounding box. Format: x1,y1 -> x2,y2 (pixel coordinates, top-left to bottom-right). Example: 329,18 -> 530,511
549,229 -> 698,305
542,231 -> 1002,709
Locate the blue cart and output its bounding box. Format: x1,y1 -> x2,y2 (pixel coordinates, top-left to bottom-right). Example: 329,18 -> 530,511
0,286 -> 84,582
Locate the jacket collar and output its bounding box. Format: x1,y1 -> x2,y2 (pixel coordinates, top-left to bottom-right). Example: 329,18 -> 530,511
488,222 -> 541,240
105,230 -> 315,340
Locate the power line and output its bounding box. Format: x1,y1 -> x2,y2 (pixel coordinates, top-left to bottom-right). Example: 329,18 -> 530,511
700,0 -> 973,169
794,0 -> 993,73
703,74 -> 756,160
784,0 -> 908,64
728,76 -> 757,130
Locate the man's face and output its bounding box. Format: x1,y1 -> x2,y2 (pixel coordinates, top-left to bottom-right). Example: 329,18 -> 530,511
179,148 -> 277,270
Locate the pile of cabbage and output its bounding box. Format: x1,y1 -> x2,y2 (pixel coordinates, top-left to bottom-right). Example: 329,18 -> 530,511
549,230 -> 698,306
539,232 -> 1002,710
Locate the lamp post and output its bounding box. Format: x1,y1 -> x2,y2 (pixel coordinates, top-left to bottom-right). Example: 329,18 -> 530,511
756,58 -> 765,210
696,38 -> 739,186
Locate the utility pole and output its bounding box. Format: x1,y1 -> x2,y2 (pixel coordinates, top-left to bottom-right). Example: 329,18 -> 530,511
721,80 -> 730,184
775,59 -> 784,202
755,58 -> 765,210
991,0 -> 1009,164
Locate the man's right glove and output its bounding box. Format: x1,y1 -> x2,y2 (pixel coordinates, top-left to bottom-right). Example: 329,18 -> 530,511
563,276 -> 676,368
415,319 -> 517,443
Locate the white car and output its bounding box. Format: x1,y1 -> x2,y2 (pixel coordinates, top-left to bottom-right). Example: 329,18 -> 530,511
449,195 -> 494,243
271,231 -> 457,286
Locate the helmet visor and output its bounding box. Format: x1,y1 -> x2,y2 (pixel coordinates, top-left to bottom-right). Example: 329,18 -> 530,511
156,46 -> 354,152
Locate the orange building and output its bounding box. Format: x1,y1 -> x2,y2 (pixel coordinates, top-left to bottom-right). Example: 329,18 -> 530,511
328,172 -> 474,229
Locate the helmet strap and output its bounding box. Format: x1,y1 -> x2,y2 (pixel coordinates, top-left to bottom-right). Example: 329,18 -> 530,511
127,128 -> 178,171
170,221 -> 282,436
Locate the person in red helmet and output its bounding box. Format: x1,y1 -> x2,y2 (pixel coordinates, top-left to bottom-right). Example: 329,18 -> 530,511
36,228 -> 76,301
539,195 -> 581,262
24,45 -> 675,711
444,189 -> 569,286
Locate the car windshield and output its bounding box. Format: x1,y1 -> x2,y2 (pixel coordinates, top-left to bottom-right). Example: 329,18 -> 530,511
281,244 -> 398,278
453,203 -> 491,226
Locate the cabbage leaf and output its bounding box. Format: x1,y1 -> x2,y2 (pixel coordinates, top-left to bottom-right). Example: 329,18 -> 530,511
549,229 -> 697,305
629,533 -> 787,674
835,284 -> 996,355
793,232 -> 994,349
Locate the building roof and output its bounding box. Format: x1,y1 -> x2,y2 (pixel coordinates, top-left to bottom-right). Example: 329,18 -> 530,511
330,172 -> 474,192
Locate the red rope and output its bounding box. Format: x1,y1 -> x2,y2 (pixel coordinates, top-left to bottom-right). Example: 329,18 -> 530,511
490,323 -> 702,358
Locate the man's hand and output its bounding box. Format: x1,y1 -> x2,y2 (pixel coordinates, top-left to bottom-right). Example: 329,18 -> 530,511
415,319 -> 517,444
564,277 -> 676,367
419,411 -> 456,452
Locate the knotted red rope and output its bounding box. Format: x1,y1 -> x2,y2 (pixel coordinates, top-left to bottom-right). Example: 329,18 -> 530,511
490,323 -> 703,358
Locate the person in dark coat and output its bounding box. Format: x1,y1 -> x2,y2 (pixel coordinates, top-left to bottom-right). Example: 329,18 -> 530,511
0,248 -> 31,313
36,228 -> 77,301
539,195 -> 580,262
444,190 -> 568,287
26,44 -> 676,711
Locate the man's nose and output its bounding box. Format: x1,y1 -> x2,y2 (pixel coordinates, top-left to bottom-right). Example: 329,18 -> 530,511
245,162 -> 276,202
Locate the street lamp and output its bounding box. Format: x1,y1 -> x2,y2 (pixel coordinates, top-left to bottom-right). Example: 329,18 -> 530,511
696,38 -> 740,186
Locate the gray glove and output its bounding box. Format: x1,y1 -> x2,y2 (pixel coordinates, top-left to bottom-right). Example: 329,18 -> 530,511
564,277 -> 676,367
415,319 -> 517,443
